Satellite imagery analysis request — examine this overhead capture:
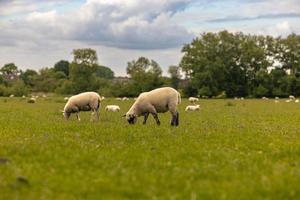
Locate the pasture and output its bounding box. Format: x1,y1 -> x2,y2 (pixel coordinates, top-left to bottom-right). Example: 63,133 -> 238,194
0,97 -> 299,199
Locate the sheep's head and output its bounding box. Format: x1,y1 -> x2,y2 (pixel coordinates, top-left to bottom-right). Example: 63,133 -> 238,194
62,111 -> 71,120
125,113 -> 137,124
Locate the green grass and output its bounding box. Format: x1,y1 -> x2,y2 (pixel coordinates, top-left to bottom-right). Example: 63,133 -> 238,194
0,97 -> 299,199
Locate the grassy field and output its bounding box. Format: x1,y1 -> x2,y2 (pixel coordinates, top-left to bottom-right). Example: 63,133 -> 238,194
0,97 -> 299,199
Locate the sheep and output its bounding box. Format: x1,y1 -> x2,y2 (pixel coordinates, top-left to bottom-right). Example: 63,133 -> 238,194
22,95 -> 26,98
105,105 -> 120,112
42,94 -> 47,98
275,97 -> 279,100
295,99 -> 299,103
100,96 -> 105,101
124,87 -> 181,126
63,92 -> 101,121
27,97 -> 36,103
185,104 -> 200,111
188,97 -> 199,104
274,100 -> 279,103
286,99 -> 291,103
262,97 -> 268,100
64,97 -> 69,101
9,94 -> 14,98
122,97 -> 129,101
289,95 -> 295,100
116,97 -> 122,101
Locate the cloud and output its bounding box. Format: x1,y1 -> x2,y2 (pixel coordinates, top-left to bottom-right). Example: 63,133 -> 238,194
1,0 -> 195,49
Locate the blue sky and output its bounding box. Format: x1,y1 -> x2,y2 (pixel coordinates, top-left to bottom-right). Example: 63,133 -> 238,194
0,0 -> 299,76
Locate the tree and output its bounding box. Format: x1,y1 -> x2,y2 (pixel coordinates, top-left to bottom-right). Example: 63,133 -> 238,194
0,63 -> 20,82
54,60 -> 70,76
72,48 -> 98,66
20,69 -> 38,88
126,57 -> 163,94
94,65 -> 114,79
168,65 -> 181,89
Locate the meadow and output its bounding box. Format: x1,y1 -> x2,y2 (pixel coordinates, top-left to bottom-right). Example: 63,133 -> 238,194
0,97 -> 299,199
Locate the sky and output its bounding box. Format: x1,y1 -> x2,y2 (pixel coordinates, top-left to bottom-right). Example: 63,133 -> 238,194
0,0 -> 300,76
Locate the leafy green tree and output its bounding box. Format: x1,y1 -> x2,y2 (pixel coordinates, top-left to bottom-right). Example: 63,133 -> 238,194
54,60 -> 70,76
126,57 -> 163,94
72,48 -> 98,66
93,65 -> 114,79
168,65 -> 181,89
0,63 -> 20,82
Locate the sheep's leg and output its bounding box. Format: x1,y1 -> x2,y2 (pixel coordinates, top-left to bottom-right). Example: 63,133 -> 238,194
175,112 -> 179,126
151,113 -> 160,125
143,113 -> 149,125
76,112 -> 81,121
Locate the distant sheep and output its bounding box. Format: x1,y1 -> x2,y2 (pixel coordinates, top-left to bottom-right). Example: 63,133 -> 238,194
27,97 -> 36,103
122,97 -> 129,101
124,87 -> 181,126
295,99 -> 299,103
9,94 -> 14,98
289,95 -> 295,100
105,105 -> 120,112
275,100 -> 279,103
116,97 -> 122,101
63,92 -> 101,121
275,97 -> 279,100
185,104 -> 200,111
188,97 -> 199,104
262,97 -> 268,100
22,95 -> 26,98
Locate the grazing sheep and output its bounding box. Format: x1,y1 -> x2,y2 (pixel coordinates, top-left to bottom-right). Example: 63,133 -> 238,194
63,92 -> 101,121
295,99 -> 299,103
9,94 -> 14,98
124,87 -> 181,126
275,100 -> 279,103
105,105 -> 120,112
42,94 -> 47,98
116,97 -> 122,101
27,97 -> 36,103
185,104 -> 200,111
289,95 -> 295,100
122,97 -> 129,101
240,97 -> 245,100
275,97 -> 279,100
188,97 -> 199,104
100,96 -> 105,101
262,97 -> 268,100
22,95 -> 26,98
286,99 -> 291,103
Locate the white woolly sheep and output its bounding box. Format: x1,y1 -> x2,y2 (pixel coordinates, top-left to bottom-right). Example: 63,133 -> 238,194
22,95 -> 26,98
124,87 -> 181,126
105,105 -> 120,112
275,100 -> 279,103
275,97 -> 279,100
295,99 -> 299,103
116,97 -> 122,101
9,94 -> 14,98
185,104 -> 200,111
27,97 -> 36,103
188,97 -> 199,104
289,95 -> 295,99
63,92 -> 101,121
262,97 -> 268,100
122,97 -> 129,101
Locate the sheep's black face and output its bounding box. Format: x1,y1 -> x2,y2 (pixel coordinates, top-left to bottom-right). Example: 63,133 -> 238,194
63,112 -> 71,120
126,114 -> 137,124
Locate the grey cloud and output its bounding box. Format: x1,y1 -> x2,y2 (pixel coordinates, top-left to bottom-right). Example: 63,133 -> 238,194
208,13 -> 300,23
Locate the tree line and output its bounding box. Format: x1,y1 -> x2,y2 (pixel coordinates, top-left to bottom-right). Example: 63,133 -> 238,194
1,31 -> 300,98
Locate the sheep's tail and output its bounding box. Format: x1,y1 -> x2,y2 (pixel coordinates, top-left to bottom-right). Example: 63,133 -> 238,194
177,92 -> 181,105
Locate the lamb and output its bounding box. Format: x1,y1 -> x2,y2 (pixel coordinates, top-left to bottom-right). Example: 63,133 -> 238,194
188,97 -> 199,104
185,104 -> 200,111
124,87 -> 181,126
105,105 -> 120,112
63,92 -> 101,121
